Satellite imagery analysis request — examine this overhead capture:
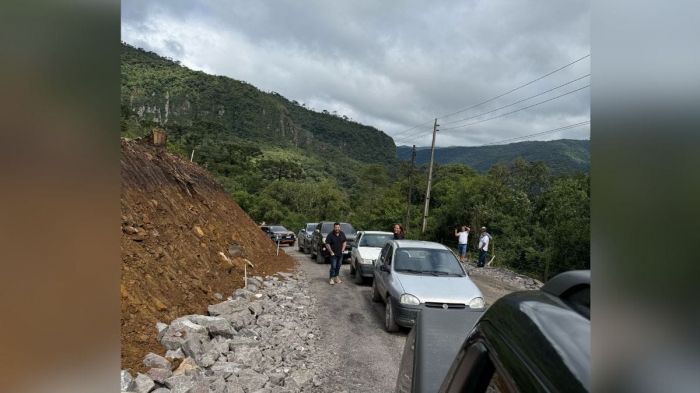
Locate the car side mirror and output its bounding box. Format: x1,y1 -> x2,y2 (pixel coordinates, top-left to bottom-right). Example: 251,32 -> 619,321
380,265 -> 390,273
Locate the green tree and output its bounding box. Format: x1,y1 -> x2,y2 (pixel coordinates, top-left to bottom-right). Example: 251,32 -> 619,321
539,174 -> 590,279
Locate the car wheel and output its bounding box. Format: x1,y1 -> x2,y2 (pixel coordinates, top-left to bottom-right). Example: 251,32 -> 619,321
297,240 -> 303,251
349,262 -> 356,276
371,279 -> 381,302
316,248 -> 325,264
310,244 -> 316,259
354,265 -> 365,285
385,298 -> 399,332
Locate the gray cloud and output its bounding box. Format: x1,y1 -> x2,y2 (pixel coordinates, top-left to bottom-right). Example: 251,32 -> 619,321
121,0 -> 589,147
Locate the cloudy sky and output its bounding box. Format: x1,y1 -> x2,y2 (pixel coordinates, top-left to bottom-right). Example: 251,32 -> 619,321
121,0 -> 589,147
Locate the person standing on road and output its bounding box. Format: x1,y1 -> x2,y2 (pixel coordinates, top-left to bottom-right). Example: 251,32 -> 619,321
477,226 -> 491,267
393,223 -> 405,240
454,225 -> 470,263
325,222 -> 347,285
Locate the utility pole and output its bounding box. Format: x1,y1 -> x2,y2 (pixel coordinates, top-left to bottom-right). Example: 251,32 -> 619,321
190,149 -> 195,162
405,145 -> 416,234
422,119 -> 439,234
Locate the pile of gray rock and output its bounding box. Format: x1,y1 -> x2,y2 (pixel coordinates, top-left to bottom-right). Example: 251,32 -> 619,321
121,271 -> 322,393
465,263 -> 543,290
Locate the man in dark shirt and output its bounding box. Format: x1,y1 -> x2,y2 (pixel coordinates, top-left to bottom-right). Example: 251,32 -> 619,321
325,222 -> 347,285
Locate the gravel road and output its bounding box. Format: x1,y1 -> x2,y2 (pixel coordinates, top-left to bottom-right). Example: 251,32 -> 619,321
284,247 -> 407,393
281,246 -> 526,392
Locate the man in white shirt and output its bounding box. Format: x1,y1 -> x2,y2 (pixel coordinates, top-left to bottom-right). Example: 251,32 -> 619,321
454,226 -> 470,263
477,227 -> 491,267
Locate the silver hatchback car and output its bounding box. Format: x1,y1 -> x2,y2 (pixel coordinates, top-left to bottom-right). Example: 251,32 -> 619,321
371,240 -> 485,332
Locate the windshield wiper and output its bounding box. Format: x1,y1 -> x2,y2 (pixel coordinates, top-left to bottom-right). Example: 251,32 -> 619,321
395,268 -> 423,274
424,270 -> 461,276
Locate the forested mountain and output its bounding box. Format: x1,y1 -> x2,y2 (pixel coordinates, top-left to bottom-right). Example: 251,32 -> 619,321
120,42 -> 589,281
121,42 -> 396,168
397,139 -> 589,174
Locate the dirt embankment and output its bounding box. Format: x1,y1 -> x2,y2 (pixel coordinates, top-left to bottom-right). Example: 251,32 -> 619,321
120,138 -> 295,373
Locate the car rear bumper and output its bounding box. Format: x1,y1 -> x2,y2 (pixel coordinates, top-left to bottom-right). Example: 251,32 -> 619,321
358,263 -> 374,277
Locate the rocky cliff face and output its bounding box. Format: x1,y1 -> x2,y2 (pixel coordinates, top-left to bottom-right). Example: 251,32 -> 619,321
121,137 -> 295,372
121,43 -> 397,166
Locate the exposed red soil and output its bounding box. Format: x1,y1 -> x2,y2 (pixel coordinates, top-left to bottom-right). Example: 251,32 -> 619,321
121,137 -> 296,373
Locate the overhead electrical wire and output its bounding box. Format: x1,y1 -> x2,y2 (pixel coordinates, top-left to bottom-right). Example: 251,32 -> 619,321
440,84 -> 590,132
393,75 -> 590,143
390,54 -> 590,138
481,121 -> 590,146
440,74 -> 590,126
390,53 -> 591,144
436,53 -> 590,120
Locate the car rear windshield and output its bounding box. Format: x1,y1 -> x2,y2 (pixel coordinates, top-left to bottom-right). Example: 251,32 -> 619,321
360,234 -> 393,247
321,223 -> 356,234
393,248 -> 465,276
270,226 -> 288,232
306,224 -> 316,231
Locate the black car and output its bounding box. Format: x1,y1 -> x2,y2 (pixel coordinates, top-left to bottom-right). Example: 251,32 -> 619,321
297,222 -> 318,254
309,221 -> 357,263
260,225 -> 296,246
396,270 -> 590,393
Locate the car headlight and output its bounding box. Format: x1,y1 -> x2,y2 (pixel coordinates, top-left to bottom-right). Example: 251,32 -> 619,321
469,297 -> 485,309
400,294 -> 420,305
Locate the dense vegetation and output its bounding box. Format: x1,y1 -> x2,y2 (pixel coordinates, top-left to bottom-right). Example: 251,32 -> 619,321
397,139 -> 590,174
121,43 -> 589,280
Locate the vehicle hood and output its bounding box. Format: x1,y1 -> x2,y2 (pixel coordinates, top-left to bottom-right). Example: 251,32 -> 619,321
394,273 -> 483,304
357,247 -> 382,260
271,230 -> 294,235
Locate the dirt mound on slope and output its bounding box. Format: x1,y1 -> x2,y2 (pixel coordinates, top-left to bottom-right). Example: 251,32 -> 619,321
121,138 -> 295,372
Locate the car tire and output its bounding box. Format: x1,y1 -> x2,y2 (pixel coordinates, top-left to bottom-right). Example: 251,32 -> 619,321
316,248 -> 325,264
297,240 -> 303,251
349,263 -> 356,276
371,280 -> 381,302
385,298 -> 399,332
354,266 -> 365,285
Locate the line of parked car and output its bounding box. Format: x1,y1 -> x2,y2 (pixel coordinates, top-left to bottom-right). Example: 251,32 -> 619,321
295,221 -> 485,333
288,221 -> 590,392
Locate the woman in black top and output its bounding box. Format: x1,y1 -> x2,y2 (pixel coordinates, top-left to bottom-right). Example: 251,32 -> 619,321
393,223 -> 405,239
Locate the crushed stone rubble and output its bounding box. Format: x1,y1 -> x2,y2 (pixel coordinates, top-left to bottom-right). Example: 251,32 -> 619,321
464,262 -> 544,290
121,270 -> 327,393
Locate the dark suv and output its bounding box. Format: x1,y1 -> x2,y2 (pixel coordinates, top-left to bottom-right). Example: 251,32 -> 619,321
395,270 -> 590,393
259,225 -> 296,246
309,221 -> 357,264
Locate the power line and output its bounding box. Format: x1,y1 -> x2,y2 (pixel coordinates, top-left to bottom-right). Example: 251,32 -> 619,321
438,54 -> 590,120
393,127 -> 434,144
395,76 -> 589,143
389,53 -> 590,138
482,121 -> 590,146
441,84 -> 590,132
440,74 -> 590,126
391,119 -> 437,139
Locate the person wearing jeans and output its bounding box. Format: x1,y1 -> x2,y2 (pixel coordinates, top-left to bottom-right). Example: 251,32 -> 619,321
454,225 -> 470,263
325,222 -> 347,285
477,226 -> 490,267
